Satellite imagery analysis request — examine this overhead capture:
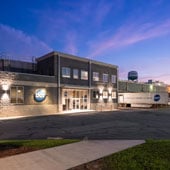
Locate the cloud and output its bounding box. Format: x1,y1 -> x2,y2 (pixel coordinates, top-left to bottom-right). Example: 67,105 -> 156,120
119,66 -> 170,84
140,74 -> 170,84
88,19 -> 170,58
31,0 -> 115,54
93,0 -> 113,25
118,54 -> 170,84
63,31 -> 78,55
0,23 -> 52,61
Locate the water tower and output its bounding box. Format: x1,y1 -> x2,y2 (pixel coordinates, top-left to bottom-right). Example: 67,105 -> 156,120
128,71 -> 138,81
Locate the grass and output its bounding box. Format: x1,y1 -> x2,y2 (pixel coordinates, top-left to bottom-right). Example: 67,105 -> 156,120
0,139 -> 80,150
103,140 -> 170,170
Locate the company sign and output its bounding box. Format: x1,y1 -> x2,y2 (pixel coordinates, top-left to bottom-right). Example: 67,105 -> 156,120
34,89 -> 46,102
154,94 -> 160,102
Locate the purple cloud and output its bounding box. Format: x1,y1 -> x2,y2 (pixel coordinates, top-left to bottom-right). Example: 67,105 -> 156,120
63,31 -> 78,55
93,0 -> 113,25
0,24 -> 52,61
88,19 -> 170,58
140,74 -> 170,84
31,0 -> 115,54
118,54 -> 170,84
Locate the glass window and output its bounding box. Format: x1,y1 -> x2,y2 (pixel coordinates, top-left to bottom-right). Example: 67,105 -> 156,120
10,86 -> 24,104
111,75 -> 116,84
92,91 -> 99,99
112,92 -> 116,99
11,87 -> 17,103
103,91 -> 108,99
81,70 -> 88,80
73,69 -> 79,79
93,72 -> 99,81
103,74 -> 108,82
62,67 -> 71,78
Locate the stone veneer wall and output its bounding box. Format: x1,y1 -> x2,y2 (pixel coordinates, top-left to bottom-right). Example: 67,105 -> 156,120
0,104 -> 58,118
90,103 -> 117,111
0,71 -> 59,118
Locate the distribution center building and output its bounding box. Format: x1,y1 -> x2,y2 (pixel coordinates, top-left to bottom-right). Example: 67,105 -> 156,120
0,51 -> 118,117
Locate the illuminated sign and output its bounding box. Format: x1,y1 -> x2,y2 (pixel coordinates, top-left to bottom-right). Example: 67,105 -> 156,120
154,94 -> 160,102
34,89 -> 46,102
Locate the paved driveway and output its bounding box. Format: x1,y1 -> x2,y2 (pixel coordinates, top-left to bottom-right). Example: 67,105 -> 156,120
0,108 -> 170,140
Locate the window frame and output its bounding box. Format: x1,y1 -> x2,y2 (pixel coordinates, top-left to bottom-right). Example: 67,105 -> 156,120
112,91 -> 117,99
103,91 -> 108,99
62,67 -> 71,78
93,72 -> 99,81
103,74 -> 109,83
111,75 -> 116,84
73,69 -> 79,79
92,90 -> 99,99
81,70 -> 88,80
10,86 -> 24,104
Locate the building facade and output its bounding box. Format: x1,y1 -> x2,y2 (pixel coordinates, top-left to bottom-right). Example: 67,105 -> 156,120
37,51 -> 118,112
0,51 -> 118,117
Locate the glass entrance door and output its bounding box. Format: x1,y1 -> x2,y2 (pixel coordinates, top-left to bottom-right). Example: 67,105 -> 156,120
73,98 -> 80,110
62,89 -> 88,111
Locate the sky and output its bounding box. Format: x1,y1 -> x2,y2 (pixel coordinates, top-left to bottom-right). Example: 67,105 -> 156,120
0,0 -> 170,84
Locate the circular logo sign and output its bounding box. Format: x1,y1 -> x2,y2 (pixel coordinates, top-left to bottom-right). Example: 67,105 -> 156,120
34,89 -> 46,102
154,94 -> 160,102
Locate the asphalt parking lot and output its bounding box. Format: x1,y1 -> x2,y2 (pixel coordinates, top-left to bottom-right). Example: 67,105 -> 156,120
0,108 -> 170,140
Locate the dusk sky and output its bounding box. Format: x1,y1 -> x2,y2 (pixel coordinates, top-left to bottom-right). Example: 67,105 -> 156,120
0,0 -> 170,84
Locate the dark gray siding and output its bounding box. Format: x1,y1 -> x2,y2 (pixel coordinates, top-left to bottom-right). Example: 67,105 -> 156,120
37,56 -> 55,76
91,63 -> 117,88
60,56 -> 89,86
15,73 -> 56,83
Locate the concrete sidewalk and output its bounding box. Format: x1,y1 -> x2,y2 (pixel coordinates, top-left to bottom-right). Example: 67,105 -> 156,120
0,140 -> 145,170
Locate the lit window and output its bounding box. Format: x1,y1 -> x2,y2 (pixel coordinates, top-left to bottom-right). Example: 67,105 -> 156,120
10,86 -> 24,104
111,75 -> 116,84
103,74 -> 108,82
62,67 -> 71,78
93,72 -> 99,81
103,91 -> 108,99
112,91 -> 116,99
73,69 -> 79,79
81,70 -> 88,80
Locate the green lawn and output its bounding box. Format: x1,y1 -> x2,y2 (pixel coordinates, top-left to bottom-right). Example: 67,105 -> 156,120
103,140 -> 170,170
0,139 -> 79,150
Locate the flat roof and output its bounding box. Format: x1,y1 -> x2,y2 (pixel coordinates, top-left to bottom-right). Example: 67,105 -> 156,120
37,51 -> 118,69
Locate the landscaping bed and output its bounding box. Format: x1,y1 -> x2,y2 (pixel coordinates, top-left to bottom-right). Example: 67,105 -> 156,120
71,140 -> 170,170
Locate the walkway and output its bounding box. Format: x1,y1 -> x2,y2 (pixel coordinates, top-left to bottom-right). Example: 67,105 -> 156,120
0,140 -> 145,170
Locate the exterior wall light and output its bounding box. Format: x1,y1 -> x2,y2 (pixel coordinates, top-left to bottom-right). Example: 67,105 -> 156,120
1,82 -> 10,105
167,86 -> 170,93
99,93 -> 103,102
108,87 -> 112,94
108,93 -> 112,102
2,83 -> 9,91
98,86 -> 104,94
1,93 -> 10,103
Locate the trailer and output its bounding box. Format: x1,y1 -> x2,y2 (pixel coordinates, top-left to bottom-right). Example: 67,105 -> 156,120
118,92 -> 168,108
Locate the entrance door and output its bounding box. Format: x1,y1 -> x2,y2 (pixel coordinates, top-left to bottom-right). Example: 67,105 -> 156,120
73,98 -> 80,110
62,89 -> 88,111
